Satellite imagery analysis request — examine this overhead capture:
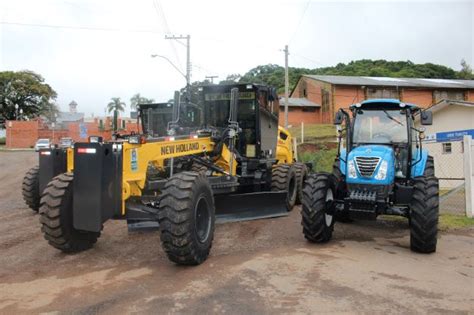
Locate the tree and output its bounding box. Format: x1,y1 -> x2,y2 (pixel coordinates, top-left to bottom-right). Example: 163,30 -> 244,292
107,97 -> 126,132
107,97 -> 126,113
458,59 -> 473,79
0,70 -> 57,123
130,93 -> 154,110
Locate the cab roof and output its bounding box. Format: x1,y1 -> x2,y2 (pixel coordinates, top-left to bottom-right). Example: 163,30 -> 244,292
350,98 -> 419,110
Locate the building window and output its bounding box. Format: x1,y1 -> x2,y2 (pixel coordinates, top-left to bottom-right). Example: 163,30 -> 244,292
303,89 -> 307,97
461,142 -> 464,153
302,107 -> 317,112
122,120 -> 126,129
367,87 -> 399,99
433,90 -> 465,102
442,142 -> 452,154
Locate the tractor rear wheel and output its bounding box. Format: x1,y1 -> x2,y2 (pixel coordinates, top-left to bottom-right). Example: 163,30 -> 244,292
158,171 -> 215,265
272,164 -> 297,211
301,173 -> 335,243
294,162 -> 308,205
22,165 -> 40,212
39,172 -> 100,252
409,176 -> 439,253
190,163 -> 208,174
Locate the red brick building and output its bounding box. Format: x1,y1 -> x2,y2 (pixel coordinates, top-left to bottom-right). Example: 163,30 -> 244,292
282,75 -> 474,125
5,117 -> 139,149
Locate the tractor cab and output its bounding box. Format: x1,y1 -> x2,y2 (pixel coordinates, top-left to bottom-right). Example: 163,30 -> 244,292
138,102 -> 174,137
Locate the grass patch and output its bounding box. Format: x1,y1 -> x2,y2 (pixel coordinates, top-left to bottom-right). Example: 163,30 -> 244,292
299,147 -> 337,172
439,213 -> 474,231
289,124 -> 336,142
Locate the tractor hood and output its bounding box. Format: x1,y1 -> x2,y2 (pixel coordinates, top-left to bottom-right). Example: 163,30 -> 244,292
346,145 -> 395,185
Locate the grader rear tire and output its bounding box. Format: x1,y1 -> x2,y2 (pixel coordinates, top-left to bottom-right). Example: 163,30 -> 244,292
410,176 -> 439,253
22,166 -> 40,212
294,162 -> 308,205
272,164 -> 297,211
158,171 -> 215,265
301,173 -> 335,243
39,172 -> 100,253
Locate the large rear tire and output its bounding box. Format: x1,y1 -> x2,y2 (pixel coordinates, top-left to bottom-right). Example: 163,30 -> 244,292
410,176 -> 439,253
294,162 -> 308,205
22,166 -> 40,212
158,171 -> 215,265
39,173 -> 100,252
301,173 -> 335,243
272,164 -> 297,211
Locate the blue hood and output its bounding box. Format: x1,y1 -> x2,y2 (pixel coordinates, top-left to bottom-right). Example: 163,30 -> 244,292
346,145 -> 395,185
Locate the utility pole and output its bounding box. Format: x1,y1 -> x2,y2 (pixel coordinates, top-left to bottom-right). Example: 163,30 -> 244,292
165,35 -> 191,99
284,45 -> 289,128
205,75 -> 218,84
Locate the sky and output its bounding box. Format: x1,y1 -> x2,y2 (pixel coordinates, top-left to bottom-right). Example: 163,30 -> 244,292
0,0 -> 473,117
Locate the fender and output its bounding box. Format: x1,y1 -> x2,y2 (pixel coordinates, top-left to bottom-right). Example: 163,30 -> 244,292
411,148 -> 428,177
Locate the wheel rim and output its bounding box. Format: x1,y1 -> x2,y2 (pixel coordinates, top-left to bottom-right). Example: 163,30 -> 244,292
194,195 -> 211,243
325,189 -> 334,226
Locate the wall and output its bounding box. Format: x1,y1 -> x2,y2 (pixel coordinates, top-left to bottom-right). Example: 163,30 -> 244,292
6,118 -> 140,148
278,107 -> 321,126
400,89 -> 433,108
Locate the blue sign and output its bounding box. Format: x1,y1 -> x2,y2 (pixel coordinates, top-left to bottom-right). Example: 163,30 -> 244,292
131,149 -> 138,171
436,129 -> 474,142
79,123 -> 88,139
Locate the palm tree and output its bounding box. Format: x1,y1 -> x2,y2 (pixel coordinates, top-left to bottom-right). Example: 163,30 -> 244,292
107,97 -> 126,132
107,97 -> 126,113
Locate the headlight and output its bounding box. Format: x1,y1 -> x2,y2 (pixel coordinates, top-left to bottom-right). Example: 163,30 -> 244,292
348,160 -> 357,178
375,160 -> 388,180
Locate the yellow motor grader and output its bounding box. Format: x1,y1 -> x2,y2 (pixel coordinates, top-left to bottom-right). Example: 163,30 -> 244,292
38,84 -> 307,265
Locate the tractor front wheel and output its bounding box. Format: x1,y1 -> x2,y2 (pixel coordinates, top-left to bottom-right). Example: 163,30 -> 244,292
22,165 -> 40,212
272,164 -> 297,211
301,173 -> 335,243
409,176 -> 439,253
158,172 -> 215,265
39,173 -> 100,252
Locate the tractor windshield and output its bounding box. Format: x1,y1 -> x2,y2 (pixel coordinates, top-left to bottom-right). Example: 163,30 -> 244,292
352,109 -> 408,144
203,91 -> 256,129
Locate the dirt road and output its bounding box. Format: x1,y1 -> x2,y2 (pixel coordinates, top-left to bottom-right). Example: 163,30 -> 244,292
0,151 -> 472,314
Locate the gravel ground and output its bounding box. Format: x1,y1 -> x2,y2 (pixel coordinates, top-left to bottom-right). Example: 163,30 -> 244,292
0,151 -> 473,314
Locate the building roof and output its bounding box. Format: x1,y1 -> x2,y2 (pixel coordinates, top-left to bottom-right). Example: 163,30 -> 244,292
427,99 -> 474,113
57,112 -> 84,122
303,75 -> 474,89
279,97 -> 320,107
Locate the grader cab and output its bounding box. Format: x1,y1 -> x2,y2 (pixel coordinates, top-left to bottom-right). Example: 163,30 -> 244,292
39,84 -> 306,265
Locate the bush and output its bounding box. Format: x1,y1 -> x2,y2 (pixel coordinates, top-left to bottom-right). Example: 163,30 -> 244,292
299,146 -> 337,173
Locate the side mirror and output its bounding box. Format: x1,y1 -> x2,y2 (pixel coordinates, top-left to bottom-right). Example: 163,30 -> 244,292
420,110 -> 433,125
334,111 -> 344,125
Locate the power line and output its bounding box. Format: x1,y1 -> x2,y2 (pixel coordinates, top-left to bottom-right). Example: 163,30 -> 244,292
0,21 -> 162,34
288,0 -> 311,45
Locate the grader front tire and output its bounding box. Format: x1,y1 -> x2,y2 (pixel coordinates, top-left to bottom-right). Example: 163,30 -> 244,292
158,172 -> 215,265
39,172 -> 100,253
294,162 -> 308,205
22,166 -> 40,212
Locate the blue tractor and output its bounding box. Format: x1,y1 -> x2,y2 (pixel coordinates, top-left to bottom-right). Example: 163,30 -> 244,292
301,99 -> 439,253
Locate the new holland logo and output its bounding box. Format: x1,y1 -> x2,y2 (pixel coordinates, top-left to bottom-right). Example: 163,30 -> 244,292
365,148 -> 372,154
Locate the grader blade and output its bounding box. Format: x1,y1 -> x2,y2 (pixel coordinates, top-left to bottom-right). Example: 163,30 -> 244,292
214,191 -> 289,223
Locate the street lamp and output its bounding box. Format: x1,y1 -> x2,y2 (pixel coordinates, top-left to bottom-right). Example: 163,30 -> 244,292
151,54 -> 187,80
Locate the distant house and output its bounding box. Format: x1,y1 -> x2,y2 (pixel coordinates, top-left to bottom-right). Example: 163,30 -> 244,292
416,99 -> 474,189
278,97 -> 320,125
286,75 -> 474,125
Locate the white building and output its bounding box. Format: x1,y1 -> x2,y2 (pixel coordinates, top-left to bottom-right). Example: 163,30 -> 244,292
418,99 -> 474,188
